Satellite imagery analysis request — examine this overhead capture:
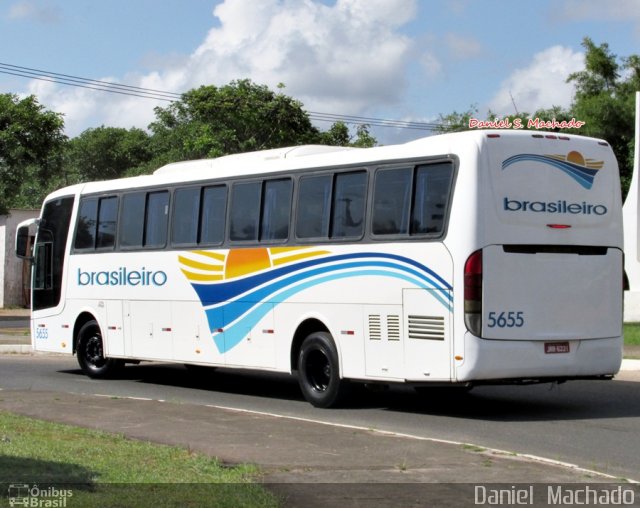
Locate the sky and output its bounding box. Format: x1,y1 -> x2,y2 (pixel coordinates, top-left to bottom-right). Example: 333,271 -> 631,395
1,0 -> 639,144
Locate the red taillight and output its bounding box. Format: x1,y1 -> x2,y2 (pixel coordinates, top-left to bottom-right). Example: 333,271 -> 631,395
464,249 -> 483,336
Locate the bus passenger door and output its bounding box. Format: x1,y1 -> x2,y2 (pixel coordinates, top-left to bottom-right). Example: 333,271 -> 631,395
402,289 -> 452,381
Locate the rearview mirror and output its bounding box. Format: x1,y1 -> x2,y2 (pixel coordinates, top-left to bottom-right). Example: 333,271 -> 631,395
15,219 -> 37,260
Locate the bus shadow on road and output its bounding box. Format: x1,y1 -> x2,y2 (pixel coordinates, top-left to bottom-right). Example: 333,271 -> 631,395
378,380 -> 640,422
61,363 -> 640,421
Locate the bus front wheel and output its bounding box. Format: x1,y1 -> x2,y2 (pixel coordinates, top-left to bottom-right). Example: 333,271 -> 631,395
76,320 -> 122,378
297,332 -> 348,408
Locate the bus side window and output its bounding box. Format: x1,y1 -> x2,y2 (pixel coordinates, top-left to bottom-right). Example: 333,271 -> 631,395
74,198 -> 98,250
261,179 -> 291,241
331,171 -> 367,239
296,175 -> 332,239
120,192 -> 145,248
96,196 -> 118,249
230,182 -> 261,242
145,191 -> 169,248
172,187 -> 201,245
200,185 -> 227,245
372,168 -> 412,235
411,163 -> 453,235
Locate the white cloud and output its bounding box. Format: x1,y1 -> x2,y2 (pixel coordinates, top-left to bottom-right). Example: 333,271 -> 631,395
488,46 -> 584,116
28,0 -> 419,137
557,0 -> 640,23
8,0 -> 61,23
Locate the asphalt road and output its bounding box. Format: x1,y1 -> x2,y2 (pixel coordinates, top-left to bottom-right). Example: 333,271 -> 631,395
1,355 -> 639,481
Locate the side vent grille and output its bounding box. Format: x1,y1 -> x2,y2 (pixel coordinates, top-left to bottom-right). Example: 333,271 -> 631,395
387,315 -> 400,341
369,315 -> 382,340
368,314 -> 402,341
408,315 -> 445,340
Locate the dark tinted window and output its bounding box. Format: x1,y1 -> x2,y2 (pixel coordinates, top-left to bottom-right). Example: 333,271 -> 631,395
296,175 -> 331,239
261,179 -> 291,241
73,199 -> 98,249
372,168 -> 411,235
331,171 -> 367,238
145,191 -> 169,248
411,163 -> 453,235
200,185 -> 227,245
74,198 -> 98,249
230,182 -> 261,241
371,162 -> 453,238
96,196 -> 118,249
172,187 -> 200,245
120,192 -> 145,248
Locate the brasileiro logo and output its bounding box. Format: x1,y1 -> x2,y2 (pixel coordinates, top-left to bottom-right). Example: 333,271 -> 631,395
77,266 -> 168,287
503,197 -> 608,216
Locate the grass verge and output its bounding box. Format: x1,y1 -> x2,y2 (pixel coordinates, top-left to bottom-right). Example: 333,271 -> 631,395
0,411 -> 279,507
623,323 -> 640,347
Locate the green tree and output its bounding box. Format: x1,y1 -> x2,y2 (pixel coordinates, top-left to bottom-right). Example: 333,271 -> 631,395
567,37 -> 638,194
148,80 -> 322,164
318,121 -> 377,147
0,94 -> 66,213
66,126 -> 152,182
433,105 -> 479,133
319,121 -> 350,146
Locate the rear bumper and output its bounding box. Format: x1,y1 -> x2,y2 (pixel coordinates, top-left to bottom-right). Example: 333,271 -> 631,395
455,333 -> 623,382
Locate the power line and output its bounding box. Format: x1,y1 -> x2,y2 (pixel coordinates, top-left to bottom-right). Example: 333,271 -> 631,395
0,62 -> 178,101
0,61 -> 445,131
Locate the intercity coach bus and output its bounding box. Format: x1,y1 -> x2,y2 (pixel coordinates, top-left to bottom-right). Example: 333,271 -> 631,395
16,130 -> 623,407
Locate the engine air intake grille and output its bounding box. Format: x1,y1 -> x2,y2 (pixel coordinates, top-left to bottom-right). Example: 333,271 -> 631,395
408,315 -> 445,340
387,315 -> 400,341
368,315 -> 382,340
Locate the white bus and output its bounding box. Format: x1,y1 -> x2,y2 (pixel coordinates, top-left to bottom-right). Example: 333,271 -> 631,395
16,129 -> 623,407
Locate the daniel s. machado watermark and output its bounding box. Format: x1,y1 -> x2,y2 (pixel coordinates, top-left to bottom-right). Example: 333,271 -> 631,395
469,117 -> 586,130
474,484 -> 638,506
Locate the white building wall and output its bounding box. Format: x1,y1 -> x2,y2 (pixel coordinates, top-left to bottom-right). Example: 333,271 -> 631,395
1,209 -> 38,308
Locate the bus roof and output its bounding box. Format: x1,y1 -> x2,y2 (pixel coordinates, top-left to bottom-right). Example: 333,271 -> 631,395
46,130 -> 612,199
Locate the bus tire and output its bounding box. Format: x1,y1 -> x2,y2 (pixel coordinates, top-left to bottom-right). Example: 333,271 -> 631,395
298,331 -> 348,408
76,320 -> 122,378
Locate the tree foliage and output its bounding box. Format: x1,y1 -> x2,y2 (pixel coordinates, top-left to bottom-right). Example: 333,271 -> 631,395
436,37 -> 640,197
567,37 -> 640,194
66,126 -> 152,182
0,94 -> 66,213
148,80 -> 322,163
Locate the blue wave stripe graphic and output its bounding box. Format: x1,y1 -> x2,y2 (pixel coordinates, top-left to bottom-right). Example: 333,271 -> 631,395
210,268 -> 453,353
502,154 -> 599,189
204,260 -> 453,332
191,252 -> 452,305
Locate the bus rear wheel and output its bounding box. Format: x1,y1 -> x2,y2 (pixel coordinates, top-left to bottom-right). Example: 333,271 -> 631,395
76,320 -> 122,378
297,332 -> 349,408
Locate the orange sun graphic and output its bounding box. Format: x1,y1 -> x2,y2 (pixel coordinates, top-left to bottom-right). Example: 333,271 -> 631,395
179,247 -> 332,283
224,248 -> 272,279
566,150 -> 586,166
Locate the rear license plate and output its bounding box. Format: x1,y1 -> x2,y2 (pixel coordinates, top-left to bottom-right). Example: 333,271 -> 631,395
545,342 -> 570,354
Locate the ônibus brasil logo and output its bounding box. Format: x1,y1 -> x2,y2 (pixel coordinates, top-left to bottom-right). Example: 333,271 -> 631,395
77,267 -> 167,287
502,151 -> 603,190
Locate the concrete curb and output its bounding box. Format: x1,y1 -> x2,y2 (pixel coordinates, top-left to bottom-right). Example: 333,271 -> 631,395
0,344 -> 33,354
621,358 -> 640,371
